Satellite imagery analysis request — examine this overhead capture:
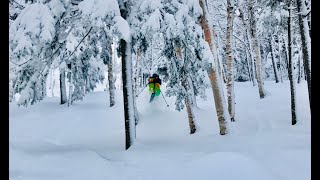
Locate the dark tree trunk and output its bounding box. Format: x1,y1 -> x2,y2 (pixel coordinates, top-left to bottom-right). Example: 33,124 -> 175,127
297,55 -> 301,83
287,1 -> 297,125
120,39 -> 134,150
60,68 -> 67,104
269,39 -> 279,83
297,0 -> 311,111
120,3 -> 136,150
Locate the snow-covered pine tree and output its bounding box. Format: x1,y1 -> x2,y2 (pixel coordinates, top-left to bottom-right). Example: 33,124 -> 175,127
157,0 -> 212,134
9,2 -> 56,106
65,26 -> 105,104
258,1 -> 285,83
232,5 -> 252,83
9,0 -> 26,24
46,0 -> 75,105
77,0 -> 136,149
128,0 -> 165,126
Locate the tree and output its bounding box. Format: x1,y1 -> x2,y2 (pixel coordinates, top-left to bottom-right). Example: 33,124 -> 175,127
226,0 -> 236,122
160,1 -> 206,134
269,37 -> 279,83
238,6 -> 257,86
118,0 -> 136,149
9,2 -> 56,106
199,0 -> 229,135
59,52 -> 68,104
101,41 -> 116,107
296,0 -> 311,111
248,0 -> 265,98
287,0 -> 297,125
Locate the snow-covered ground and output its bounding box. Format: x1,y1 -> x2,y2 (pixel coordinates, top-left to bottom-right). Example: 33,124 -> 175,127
9,81 -> 310,180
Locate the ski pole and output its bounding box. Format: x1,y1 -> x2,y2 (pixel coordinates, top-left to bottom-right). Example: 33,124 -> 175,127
160,90 -> 169,107
136,83 -> 148,97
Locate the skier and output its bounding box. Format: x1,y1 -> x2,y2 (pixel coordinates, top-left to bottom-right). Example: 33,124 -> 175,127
148,73 -> 161,102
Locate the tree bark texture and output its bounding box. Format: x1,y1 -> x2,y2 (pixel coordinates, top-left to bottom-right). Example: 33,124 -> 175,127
277,34 -> 284,83
297,55 -> 301,83
60,68 -> 67,104
107,44 -> 115,107
269,38 -> 279,83
249,0 -> 265,98
297,0 -> 311,111
199,0 -> 228,135
120,39 -> 136,149
226,0 -> 235,122
182,76 -> 197,134
287,1 -> 297,125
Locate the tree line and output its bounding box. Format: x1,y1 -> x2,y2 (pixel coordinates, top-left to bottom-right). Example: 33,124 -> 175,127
9,0 -> 311,149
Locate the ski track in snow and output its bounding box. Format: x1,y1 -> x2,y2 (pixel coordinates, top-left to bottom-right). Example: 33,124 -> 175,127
9,81 -> 310,180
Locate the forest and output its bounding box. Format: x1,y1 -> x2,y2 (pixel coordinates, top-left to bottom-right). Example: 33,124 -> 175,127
9,0 -> 311,179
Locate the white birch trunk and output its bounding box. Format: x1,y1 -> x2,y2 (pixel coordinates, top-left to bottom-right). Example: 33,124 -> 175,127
239,6 -> 256,86
249,0 -> 265,98
226,0 -> 235,121
278,33 -> 283,83
199,0 -> 229,135
108,44 -> 115,107
67,68 -> 73,107
245,23 -> 256,86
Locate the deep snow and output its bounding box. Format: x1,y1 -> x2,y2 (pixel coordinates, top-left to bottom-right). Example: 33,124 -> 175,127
9,81 -> 310,180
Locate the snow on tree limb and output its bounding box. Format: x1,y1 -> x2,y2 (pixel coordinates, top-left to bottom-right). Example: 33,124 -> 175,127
79,0 -> 120,19
112,16 -> 131,41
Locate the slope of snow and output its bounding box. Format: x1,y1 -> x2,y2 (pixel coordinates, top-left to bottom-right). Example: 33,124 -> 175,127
9,81 -> 310,180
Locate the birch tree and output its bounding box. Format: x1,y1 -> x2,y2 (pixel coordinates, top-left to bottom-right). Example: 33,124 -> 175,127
226,0 -> 236,121
248,0 -> 265,98
199,0 -> 229,135
238,2 -> 256,86
9,2 -> 56,106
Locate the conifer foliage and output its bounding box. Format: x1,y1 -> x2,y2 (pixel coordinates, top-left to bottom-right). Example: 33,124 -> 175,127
9,0 -> 311,148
